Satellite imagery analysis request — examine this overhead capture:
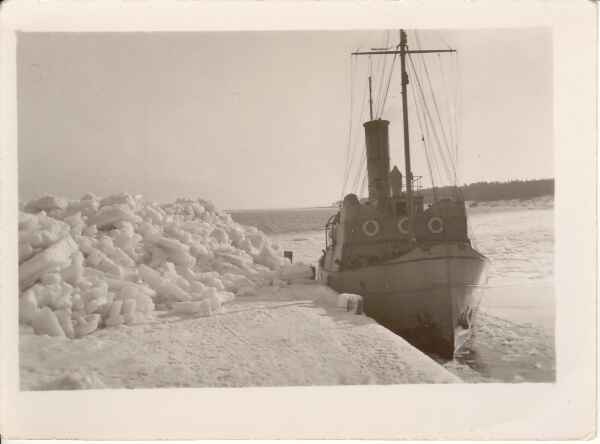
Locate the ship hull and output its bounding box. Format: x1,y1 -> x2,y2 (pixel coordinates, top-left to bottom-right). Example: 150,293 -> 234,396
318,243 -> 488,358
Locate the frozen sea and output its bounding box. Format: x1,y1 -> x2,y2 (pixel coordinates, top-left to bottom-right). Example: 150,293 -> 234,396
230,196 -> 555,383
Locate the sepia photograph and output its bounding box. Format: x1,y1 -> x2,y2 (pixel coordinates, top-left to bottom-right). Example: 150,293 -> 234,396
0,0 -> 596,440
16,27 -> 554,389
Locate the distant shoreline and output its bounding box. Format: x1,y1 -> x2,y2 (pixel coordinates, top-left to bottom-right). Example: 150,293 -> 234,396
228,178 -> 554,213
227,195 -> 554,214
420,178 -> 554,204
228,194 -> 553,236
227,205 -> 336,213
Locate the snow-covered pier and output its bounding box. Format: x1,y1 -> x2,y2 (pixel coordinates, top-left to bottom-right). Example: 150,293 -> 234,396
20,282 -> 459,389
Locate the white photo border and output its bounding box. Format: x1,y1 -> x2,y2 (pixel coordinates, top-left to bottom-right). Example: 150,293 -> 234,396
0,0 -> 596,440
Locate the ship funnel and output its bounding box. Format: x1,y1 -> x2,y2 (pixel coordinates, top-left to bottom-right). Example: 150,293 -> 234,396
363,119 -> 391,208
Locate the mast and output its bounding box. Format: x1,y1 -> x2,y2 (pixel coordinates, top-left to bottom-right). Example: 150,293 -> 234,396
368,76 -> 374,120
398,30 -> 413,236
352,30 -> 456,240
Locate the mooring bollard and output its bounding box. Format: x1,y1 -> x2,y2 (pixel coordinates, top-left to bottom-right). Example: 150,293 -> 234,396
344,294 -> 364,314
355,296 -> 364,315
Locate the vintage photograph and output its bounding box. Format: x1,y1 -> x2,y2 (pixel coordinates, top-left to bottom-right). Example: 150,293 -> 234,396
17,28 -> 555,390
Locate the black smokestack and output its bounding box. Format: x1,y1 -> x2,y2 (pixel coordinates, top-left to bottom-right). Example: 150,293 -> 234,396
363,119 -> 391,208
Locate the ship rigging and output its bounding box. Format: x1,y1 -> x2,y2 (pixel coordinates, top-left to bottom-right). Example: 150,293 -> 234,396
341,30 -> 463,214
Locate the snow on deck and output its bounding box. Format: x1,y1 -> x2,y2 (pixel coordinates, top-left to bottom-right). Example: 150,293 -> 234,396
20,282 -> 460,389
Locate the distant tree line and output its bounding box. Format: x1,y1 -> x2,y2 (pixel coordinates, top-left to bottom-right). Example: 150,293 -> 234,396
419,178 -> 554,203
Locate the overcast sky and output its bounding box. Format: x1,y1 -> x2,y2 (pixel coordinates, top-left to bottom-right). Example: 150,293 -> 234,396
18,29 -> 552,209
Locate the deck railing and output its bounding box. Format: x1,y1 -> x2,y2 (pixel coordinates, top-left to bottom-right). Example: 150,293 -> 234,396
411,175 -> 423,193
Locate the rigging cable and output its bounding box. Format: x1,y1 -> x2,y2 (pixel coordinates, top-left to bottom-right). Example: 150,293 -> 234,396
341,56 -> 369,196
348,57 -> 373,194
454,51 -> 465,199
377,49 -> 398,118
340,54 -> 356,200
437,52 -> 458,187
411,51 -> 443,192
408,52 -> 454,185
348,54 -> 374,195
415,31 -> 455,173
359,165 -> 368,198
437,54 -> 455,156
435,31 -> 473,224
414,31 -> 457,183
351,151 -> 367,194
373,31 -> 390,115
432,29 -> 459,181
409,64 -> 438,201
409,31 -> 450,185
432,30 -> 464,198
346,88 -> 369,195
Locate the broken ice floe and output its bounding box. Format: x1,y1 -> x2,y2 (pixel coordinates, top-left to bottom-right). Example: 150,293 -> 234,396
19,193 -> 310,338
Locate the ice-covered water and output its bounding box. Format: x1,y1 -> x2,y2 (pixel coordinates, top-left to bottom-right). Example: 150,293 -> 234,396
230,196 -> 555,382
